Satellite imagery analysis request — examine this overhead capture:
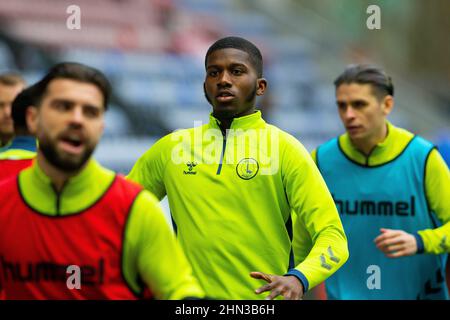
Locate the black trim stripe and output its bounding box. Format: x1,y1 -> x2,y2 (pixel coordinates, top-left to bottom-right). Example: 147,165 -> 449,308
364,145 -> 377,166
121,189 -> 147,299
170,210 -> 178,235
337,135 -> 417,168
285,214 -> 295,271
315,146 -> 321,172
17,173 -> 118,218
216,137 -> 226,175
423,147 -> 439,229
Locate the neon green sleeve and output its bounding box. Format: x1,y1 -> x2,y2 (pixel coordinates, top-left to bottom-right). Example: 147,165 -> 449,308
282,134 -> 349,290
122,190 -> 205,299
127,136 -> 171,200
418,149 -> 450,254
310,149 -> 317,164
292,143 -> 316,265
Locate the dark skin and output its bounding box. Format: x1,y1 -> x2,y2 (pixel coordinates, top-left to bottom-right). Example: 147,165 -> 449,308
250,272 -> 304,300
204,48 -> 267,131
204,48 -> 304,299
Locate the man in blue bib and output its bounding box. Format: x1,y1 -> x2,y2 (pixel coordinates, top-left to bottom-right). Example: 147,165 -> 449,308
311,64 -> 450,299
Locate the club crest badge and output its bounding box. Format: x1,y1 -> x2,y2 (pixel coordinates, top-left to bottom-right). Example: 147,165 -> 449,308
236,158 -> 259,180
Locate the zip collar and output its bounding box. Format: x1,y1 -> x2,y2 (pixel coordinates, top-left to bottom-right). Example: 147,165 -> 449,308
339,121 -> 414,166
209,110 -> 266,131
19,159 -> 115,216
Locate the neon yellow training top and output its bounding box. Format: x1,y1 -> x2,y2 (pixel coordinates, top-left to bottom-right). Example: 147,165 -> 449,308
311,121 -> 450,254
17,159 -> 205,299
0,136 -> 37,160
128,111 -> 349,299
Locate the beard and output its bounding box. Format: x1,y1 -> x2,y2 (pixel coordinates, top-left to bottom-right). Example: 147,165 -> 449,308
243,84 -> 257,104
38,131 -> 95,173
204,84 -> 257,119
0,122 -> 14,144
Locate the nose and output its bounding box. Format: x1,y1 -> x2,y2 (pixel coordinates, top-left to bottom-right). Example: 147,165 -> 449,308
217,71 -> 232,87
343,106 -> 356,120
5,103 -> 12,117
68,106 -> 84,126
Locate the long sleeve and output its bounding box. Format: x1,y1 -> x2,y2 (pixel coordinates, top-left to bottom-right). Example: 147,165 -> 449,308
282,135 -> 349,291
122,190 -> 205,299
127,135 -> 170,200
417,149 -> 450,254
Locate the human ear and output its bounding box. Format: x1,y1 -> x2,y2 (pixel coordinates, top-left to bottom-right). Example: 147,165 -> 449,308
256,78 -> 267,96
26,106 -> 39,134
382,95 -> 394,116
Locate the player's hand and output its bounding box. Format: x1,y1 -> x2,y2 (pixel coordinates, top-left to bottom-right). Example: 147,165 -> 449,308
250,271 -> 304,300
374,228 -> 418,258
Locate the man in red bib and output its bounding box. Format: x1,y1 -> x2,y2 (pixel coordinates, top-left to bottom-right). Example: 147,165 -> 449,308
0,85 -> 38,181
0,73 -> 26,151
0,62 -> 204,300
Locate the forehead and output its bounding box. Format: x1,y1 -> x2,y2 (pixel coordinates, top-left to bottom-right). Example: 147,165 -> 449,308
206,48 -> 252,68
0,83 -> 24,99
336,83 -> 376,100
45,78 -> 104,106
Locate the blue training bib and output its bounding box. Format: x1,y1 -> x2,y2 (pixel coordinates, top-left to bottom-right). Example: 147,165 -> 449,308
318,136 -> 448,300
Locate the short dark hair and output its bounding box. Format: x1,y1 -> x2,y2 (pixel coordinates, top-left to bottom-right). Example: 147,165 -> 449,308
33,62 -> 111,109
205,36 -> 263,77
12,84 -> 38,132
334,64 -> 394,99
0,73 -> 26,87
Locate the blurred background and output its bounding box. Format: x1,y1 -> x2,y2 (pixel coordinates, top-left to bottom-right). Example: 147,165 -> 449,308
1,0 -> 448,300
0,0 -> 449,171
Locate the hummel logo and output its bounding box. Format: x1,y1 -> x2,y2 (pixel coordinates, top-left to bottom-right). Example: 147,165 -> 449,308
183,161 -> 197,175
320,246 -> 340,270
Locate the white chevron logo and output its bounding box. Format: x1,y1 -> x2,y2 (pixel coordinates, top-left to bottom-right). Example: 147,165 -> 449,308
320,246 -> 341,270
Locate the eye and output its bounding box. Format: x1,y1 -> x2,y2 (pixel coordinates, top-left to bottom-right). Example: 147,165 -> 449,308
208,70 -> 218,77
84,106 -> 101,118
336,102 -> 346,110
53,100 -> 72,111
353,100 -> 367,108
232,68 -> 243,75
